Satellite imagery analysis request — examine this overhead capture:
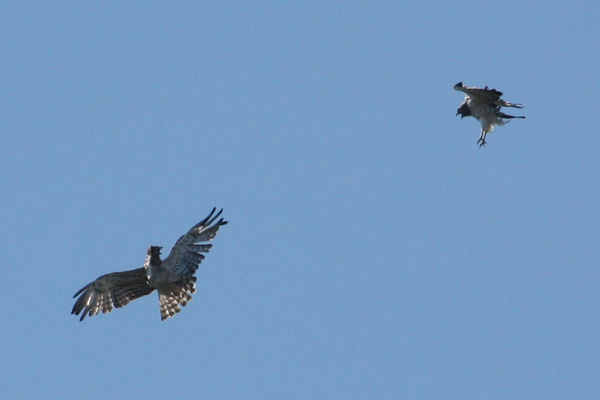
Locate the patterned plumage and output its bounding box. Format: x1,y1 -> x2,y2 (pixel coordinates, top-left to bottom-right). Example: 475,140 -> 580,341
72,208 -> 227,321
454,82 -> 525,147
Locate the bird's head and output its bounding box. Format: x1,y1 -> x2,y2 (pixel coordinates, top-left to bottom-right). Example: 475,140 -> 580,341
456,103 -> 471,118
147,246 -> 163,265
147,246 -> 163,257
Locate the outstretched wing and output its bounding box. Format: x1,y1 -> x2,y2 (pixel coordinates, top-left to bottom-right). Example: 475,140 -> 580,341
71,267 -> 153,321
158,208 -> 228,320
454,82 -> 503,103
162,208 -> 228,277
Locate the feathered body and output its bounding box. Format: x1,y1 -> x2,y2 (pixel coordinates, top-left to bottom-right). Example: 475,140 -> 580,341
454,82 -> 525,147
72,208 -> 227,321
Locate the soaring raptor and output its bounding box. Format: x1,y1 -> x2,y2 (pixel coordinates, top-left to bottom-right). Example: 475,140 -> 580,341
454,82 -> 525,147
72,208 -> 227,321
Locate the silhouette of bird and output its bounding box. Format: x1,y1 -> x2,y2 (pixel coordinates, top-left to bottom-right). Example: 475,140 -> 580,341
454,82 -> 525,147
72,208 -> 227,321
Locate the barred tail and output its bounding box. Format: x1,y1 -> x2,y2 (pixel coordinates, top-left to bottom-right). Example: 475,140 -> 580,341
159,291 -> 194,321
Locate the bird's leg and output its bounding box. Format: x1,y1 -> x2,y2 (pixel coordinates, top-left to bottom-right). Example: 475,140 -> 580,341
477,130 -> 487,147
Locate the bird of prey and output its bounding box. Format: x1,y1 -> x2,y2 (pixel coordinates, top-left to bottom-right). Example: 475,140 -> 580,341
454,82 -> 525,147
72,208 -> 227,321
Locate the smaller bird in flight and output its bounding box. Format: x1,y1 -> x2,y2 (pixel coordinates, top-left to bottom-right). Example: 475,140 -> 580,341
72,208 -> 227,321
454,82 -> 525,147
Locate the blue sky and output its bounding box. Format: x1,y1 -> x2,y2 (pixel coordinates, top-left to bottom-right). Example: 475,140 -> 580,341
1,2 -> 599,399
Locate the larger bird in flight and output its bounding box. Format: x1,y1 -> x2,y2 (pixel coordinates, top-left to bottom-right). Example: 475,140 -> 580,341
72,208 -> 227,321
454,82 -> 525,147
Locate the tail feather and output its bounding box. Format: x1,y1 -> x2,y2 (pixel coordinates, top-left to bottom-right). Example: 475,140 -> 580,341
158,287 -> 196,321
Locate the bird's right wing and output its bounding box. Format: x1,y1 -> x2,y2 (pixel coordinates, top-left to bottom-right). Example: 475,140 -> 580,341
494,99 -> 524,109
71,267 -> 153,321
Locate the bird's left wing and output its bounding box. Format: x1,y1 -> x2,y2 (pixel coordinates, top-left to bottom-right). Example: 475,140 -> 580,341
71,267 -> 153,321
162,208 -> 228,277
454,82 -> 503,102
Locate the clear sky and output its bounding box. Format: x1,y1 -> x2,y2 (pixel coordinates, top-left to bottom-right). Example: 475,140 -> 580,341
1,2 -> 599,399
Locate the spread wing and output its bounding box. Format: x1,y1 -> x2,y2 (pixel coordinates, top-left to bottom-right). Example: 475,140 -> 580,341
454,82 -> 523,109
158,208 -> 228,320
162,208 -> 228,277
454,81 -> 503,103
71,267 -> 154,321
